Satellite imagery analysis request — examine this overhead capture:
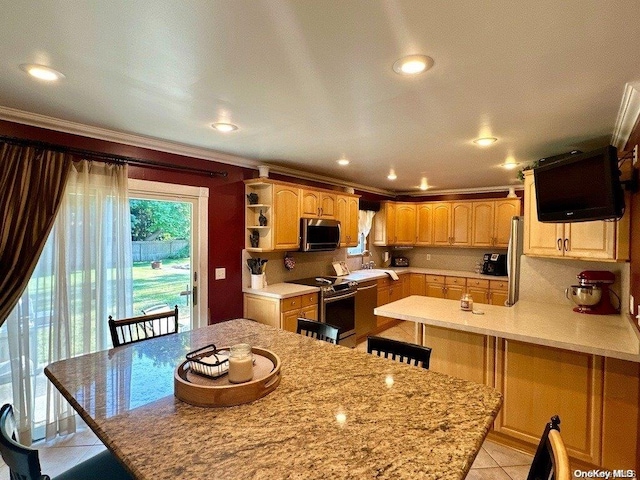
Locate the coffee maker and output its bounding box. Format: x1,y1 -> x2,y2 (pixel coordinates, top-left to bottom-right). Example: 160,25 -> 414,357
565,270 -> 620,315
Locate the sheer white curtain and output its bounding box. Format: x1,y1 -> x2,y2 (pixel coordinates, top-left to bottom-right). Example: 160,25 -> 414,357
358,210 -> 376,247
0,161 -> 133,443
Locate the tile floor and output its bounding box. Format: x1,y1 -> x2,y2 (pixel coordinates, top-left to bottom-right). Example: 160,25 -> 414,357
1,321 -> 533,479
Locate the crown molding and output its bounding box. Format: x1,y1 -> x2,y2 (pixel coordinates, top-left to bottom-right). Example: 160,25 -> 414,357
397,184 -> 524,197
612,82 -> 640,150
0,106 -> 263,169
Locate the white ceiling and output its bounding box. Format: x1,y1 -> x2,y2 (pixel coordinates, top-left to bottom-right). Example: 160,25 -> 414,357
1,1 -> 639,193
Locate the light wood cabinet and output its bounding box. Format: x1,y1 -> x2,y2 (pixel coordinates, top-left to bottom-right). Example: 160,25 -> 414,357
523,171 -> 629,260
472,199 -> 521,248
415,203 -> 434,246
466,278 -> 490,304
421,325 -> 495,386
243,292 -> 318,332
246,179 -> 359,252
432,203 -> 451,246
409,273 -> 426,295
373,202 -> 415,246
375,275 -> 408,329
301,189 -> 336,218
450,202 -> 472,246
336,195 -> 359,247
488,279 -> 509,306
423,275 -> 467,300
494,339 -> 603,466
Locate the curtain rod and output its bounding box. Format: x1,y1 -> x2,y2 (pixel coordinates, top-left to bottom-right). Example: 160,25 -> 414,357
0,134 -> 228,178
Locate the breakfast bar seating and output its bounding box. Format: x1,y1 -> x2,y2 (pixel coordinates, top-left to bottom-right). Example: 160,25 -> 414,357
45,319 -> 502,480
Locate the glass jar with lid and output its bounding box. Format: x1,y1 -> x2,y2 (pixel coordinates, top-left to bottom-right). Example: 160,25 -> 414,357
460,293 -> 473,312
228,343 -> 254,383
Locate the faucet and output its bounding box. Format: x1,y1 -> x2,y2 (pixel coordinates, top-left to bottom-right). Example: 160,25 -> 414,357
362,250 -> 373,269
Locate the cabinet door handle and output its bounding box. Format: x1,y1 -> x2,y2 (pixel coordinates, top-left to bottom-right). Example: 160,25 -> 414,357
564,238 -> 569,252
557,238 -> 562,251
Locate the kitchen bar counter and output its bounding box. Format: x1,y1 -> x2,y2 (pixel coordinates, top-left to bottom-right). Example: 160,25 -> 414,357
45,319 -> 502,480
375,296 -> 640,362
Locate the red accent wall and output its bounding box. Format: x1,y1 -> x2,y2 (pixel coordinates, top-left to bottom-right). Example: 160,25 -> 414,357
0,120 -> 254,323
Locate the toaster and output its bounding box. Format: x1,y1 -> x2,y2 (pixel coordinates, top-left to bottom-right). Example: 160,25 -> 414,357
391,256 -> 409,267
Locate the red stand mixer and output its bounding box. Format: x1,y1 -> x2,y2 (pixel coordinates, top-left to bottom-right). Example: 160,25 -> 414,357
565,270 -> 621,315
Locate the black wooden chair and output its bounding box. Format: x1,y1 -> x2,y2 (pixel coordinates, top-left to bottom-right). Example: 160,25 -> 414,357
296,318 -> 340,344
527,415 -> 570,480
367,336 -> 432,369
108,305 -> 179,347
0,404 -> 133,480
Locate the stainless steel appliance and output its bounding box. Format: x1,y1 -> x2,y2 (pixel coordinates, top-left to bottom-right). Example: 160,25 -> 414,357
355,280 -> 377,339
506,216 -> 524,306
299,218 -> 341,252
565,270 -> 620,315
287,276 -> 358,347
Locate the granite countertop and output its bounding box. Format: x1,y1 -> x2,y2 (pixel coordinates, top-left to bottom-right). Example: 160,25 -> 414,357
375,296 -> 640,362
45,319 -> 502,480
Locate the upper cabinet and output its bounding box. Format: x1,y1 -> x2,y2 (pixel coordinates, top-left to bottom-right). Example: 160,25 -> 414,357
375,196 -> 520,248
301,189 -> 336,218
373,202 -> 416,246
523,171 -> 629,261
336,195 -> 359,247
245,179 -> 359,252
472,199 -> 521,248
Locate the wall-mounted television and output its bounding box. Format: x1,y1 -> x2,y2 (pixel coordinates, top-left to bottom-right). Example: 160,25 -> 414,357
533,145 -> 624,223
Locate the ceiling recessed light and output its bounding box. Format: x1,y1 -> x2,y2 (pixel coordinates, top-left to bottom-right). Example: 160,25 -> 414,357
392,55 -> 434,76
337,158 -> 350,166
387,170 -> 397,180
501,161 -> 520,170
20,64 -> 65,81
473,137 -> 498,147
211,122 -> 238,132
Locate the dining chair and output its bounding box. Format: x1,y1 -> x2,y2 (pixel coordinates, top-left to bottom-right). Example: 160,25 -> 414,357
367,336 -> 432,369
0,404 -> 133,480
108,305 -> 179,347
296,318 -> 340,344
527,415 -> 570,480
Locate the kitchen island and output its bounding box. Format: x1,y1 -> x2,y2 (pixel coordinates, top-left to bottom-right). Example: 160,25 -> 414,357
45,319 -> 502,480
375,296 -> 640,471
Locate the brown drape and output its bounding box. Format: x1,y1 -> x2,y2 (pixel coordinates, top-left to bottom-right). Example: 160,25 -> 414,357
0,143 -> 72,328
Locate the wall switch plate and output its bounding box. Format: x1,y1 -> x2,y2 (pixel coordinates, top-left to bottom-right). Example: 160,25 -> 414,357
426,254 -> 431,260
215,268 -> 226,280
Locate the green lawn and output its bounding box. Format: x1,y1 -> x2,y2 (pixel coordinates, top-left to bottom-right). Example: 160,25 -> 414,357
132,258 -> 191,314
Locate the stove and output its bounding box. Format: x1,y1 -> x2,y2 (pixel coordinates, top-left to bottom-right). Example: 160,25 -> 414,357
289,276 -> 358,297
287,276 -> 358,347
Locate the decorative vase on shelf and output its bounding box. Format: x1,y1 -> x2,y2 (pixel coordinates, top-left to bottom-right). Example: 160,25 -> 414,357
259,210 -> 267,226
247,193 -> 259,205
249,230 -> 259,248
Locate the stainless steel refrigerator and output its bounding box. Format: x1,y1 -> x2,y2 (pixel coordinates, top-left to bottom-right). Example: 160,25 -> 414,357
506,216 -> 524,306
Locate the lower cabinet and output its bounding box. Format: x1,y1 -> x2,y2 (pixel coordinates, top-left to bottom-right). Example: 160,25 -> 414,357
420,325 -> 639,470
375,274 -> 408,329
466,278 -> 509,305
243,293 -> 318,332
421,324 -> 495,386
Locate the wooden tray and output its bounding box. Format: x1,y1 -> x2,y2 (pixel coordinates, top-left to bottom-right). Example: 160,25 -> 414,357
174,347 -> 281,407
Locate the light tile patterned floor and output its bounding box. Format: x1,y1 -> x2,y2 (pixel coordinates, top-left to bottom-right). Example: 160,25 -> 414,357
2,321 -> 533,479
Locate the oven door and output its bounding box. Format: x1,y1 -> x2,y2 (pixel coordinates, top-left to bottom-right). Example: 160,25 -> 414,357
322,290 -> 356,348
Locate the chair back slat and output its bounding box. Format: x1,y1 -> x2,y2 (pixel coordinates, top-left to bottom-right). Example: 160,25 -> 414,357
367,336 -> 432,369
108,305 -> 179,347
527,415 -> 570,480
0,404 -> 45,480
296,318 -> 340,344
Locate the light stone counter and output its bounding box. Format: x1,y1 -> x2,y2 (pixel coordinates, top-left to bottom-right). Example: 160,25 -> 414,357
45,319 -> 502,480
375,296 -> 640,362
342,268 -> 507,282
242,282 -> 319,299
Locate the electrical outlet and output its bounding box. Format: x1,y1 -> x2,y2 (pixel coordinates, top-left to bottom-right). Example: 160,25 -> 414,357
426,254 -> 431,261
215,267 -> 226,280
630,294 -> 635,315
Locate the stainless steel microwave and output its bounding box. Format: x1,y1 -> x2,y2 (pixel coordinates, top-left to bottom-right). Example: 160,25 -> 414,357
300,218 -> 341,252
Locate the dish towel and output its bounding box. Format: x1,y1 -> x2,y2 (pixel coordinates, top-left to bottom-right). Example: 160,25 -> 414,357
381,270 -> 400,280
